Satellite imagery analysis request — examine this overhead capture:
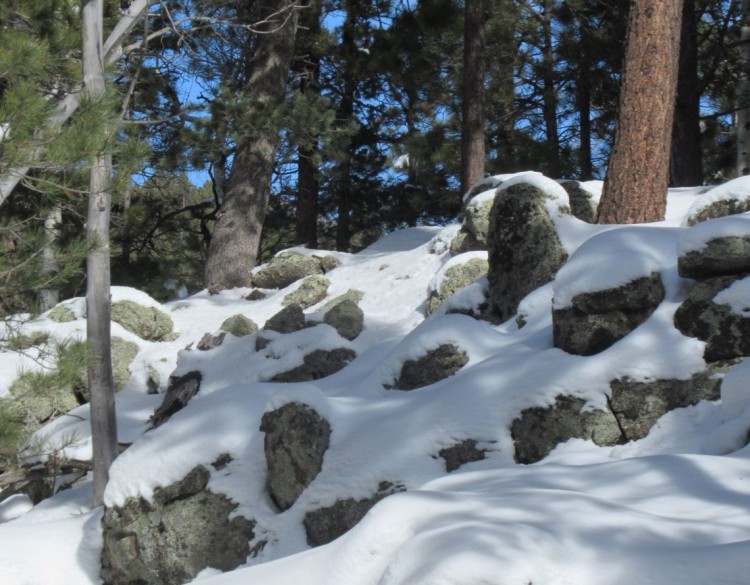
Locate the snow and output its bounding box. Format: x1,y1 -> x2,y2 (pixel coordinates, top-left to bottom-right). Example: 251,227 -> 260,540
678,212 -> 750,255
4,176 -> 750,585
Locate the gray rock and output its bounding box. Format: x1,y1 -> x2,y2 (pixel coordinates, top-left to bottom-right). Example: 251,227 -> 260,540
438,439 -> 488,472
323,289 -> 364,310
426,257 -> 488,315
111,300 -> 175,342
687,197 -> 750,226
47,305 -> 76,323
388,344 -> 469,391
263,304 -> 306,334
100,466 -> 256,585
260,403 -> 331,511
561,180 -> 597,223
463,197 -> 495,249
678,235 -> 750,280
244,290 -> 267,301
303,481 -> 404,547
320,255 -> 341,273
449,228 -> 483,256
487,182 -> 568,323
282,275 -> 330,309
252,251 -> 323,289
674,275 -> 750,362
271,348 -> 356,382
149,371 -> 202,428
220,314 -> 258,337
511,395 -> 625,464
324,300 -> 364,340
111,337 -> 139,392
197,332 -> 226,351
553,273 -> 665,356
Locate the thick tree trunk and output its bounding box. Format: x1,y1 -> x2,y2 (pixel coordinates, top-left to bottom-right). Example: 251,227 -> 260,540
597,0 -> 684,224
738,0 -> 750,177
671,0 -> 703,186
461,0 -> 486,196
82,0 -> 117,508
204,0 -> 300,291
576,11 -> 593,181
540,0 -> 560,178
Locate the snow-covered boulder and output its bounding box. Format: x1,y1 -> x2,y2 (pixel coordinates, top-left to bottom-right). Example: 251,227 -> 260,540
111,300 -> 175,342
219,314 -> 258,337
561,180 -> 598,223
252,251 -> 327,289
385,343 -> 468,391
270,348 -> 356,383
323,299 -> 364,341
685,176 -> 750,225
426,253 -> 488,315
437,439 -> 489,472
678,214 -> 750,279
149,371 -> 202,429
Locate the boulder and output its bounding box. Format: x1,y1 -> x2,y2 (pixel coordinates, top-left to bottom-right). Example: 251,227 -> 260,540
282,275 -> 330,309
561,180 -> 597,223
197,332 -> 226,351
303,481 -> 404,547
252,251 -> 323,289
678,235 -> 750,280
149,371 -> 202,428
220,314 -> 258,337
448,229 -> 483,256
463,197 -> 495,249
511,395 -> 624,464
263,304 -> 306,335
438,439 -> 488,472
324,300 -> 364,340
47,305 -> 75,323
100,466 -> 256,585
686,177 -> 750,225
387,344 -> 469,390
323,289 -> 364,310
111,300 -> 175,342
486,182 -> 568,323
320,255 -> 341,273
426,257 -> 488,315
260,403 -> 331,510
674,275 -> 750,362
553,273 -> 665,356
244,290 -> 267,301
271,348 -> 356,382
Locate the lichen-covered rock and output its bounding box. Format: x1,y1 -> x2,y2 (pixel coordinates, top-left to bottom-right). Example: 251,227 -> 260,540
511,395 -> 624,464
323,288 -> 364,310
100,466 -> 256,585
196,332 -> 226,351
686,177 -> 750,225
438,439 -> 488,472
260,403 -> 331,511
426,256 -> 489,315
47,305 -> 76,323
678,235 -> 750,280
448,228 -> 483,256
324,300 -> 364,340
111,337 -> 139,392
553,273 -> 665,356
674,275 -> 750,362
149,371 -> 202,428
463,197 -> 495,249
303,481 -> 404,547
561,180 -> 597,223
111,300 -> 175,342
320,255 -> 341,273
263,304 -> 306,334
388,344 -> 469,390
271,348 -> 356,382
282,275 -> 330,309
487,182 -> 568,323
220,314 -> 258,337
252,251 -> 323,289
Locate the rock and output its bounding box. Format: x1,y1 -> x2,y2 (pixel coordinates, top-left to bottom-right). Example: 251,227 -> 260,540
197,332 -> 226,351
320,255 -> 341,273
111,337 -> 139,392
323,289 -> 364,310
449,228 -> 483,256
220,314 -> 258,337
149,371 -> 202,428
252,251 -> 323,289
100,466 -> 256,585
511,395 -> 624,464
244,290 -> 267,301
673,275 -> 750,362
303,481 -> 403,547
553,273 -> 665,356
686,177 -> 750,225
282,275 -> 330,309
426,256 -> 489,315
388,344 -> 469,390
463,197 -> 495,249
324,300 -> 364,340
487,182 -> 568,323
608,373 -> 721,441
678,235 -> 750,280
260,403 -> 331,511
561,180 -> 597,223
438,439 -> 488,472
111,300 -> 175,342
47,305 -> 75,323
263,304 -> 306,334
271,348 -> 356,382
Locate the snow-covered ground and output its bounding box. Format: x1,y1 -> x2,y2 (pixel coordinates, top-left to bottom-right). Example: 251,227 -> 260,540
3,175 -> 750,585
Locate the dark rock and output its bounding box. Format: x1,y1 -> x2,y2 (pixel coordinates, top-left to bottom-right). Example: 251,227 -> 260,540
252,251 -> 323,289
426,257 -> 489,315
271,348 -> 356,382
553,273 -> 665,356
303,481 -> 404,547
561,180 -> 597,223
111,300 -> 175,342
678,236 -> 750,280
197,332 -> 226,351
438,439 -> 488,472
264,304 -> 306,334
101,466 -> 256,585
244,290 -> 267,301
511,395 -> 624,464
324,300 -> 364,340
487,182 -> 568,323
687,197 -> 750,226
674,275 -> 750,362
149,371 -> 202,428
282,275 -> 330,309
388,344 -> 469,390
220,314 -> 258,337
260,403 -> 331,510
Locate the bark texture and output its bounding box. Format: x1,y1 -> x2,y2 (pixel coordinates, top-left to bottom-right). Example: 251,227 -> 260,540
460,0 -> 486,196
738,0 -> 750,176
597,0 -> 684,224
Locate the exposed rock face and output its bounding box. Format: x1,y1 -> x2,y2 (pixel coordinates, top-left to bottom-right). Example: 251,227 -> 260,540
438,439 -> 488,472
487,182 -> 568,323
271,348 -> 356,382
324,300 -> 364,340
252,251 -> 324,289
260,403 -> 331,511
388,344 -> 469,390
678,236 -> 750,280
426,257 -> 489,315
220,314 -> 258,337
561,180 -> 597,223
111,300 -> 175,342
674,276 -> 750,362
149,371 -> 202,428
303,481 -> 404,547
511,395 -> 624,464
101,466 -> 256,585
263,304 -> 306,334
553,273 -> 665,356
282,275 -> 330,309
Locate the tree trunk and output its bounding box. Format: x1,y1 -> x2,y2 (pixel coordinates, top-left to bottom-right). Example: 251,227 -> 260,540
671,0 -> 703,186
204,0 -> 300,291
597,0 -> 684,224
460,0 -> 486,196
38,205 -> 62,312
82,0 -> 117,508
576,9 -> 593,181
738,0 -> 750,177
540,0 -> 560,178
